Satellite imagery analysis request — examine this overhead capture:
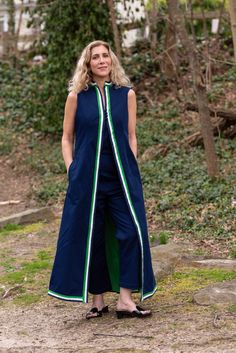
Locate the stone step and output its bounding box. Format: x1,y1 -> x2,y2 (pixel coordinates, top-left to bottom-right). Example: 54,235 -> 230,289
0,207 -> 55,229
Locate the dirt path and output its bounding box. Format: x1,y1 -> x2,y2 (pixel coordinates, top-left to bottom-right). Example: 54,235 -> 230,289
1,295 -> 236,353
0,158 -> 37,218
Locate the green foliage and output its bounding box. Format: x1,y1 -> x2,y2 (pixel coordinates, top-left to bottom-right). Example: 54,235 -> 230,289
0,224 -> 23,232
0,1 -> 113,134
230,248 -> 236,259
24,0 -> 113,133
159,231 -> 169,244
35,178 -> 66,202
137,89 -> 236,241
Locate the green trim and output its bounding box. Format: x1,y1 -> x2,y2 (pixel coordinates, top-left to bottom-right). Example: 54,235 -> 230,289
48,290 -> 83,301
142,285 -> 158,300
90,81 -> 112,87
82,87 -> 104,303
104,85 -> 146,300
105,212 -> 120,292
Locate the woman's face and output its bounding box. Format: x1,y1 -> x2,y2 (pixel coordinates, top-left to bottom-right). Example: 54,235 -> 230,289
89,45 -> 112,81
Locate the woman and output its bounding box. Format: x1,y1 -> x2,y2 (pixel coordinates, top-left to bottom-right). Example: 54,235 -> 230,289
48,40 -> 157,319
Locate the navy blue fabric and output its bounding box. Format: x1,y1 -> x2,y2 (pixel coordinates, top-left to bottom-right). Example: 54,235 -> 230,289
48,84 -> 156,302
101,109 -> 113,155
89,127 -> 141,294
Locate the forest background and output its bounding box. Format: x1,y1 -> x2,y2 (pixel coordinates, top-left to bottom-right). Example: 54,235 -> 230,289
1,0 -> 236,260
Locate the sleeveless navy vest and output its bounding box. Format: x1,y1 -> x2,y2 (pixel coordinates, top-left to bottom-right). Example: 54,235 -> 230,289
48,82 -> 157,303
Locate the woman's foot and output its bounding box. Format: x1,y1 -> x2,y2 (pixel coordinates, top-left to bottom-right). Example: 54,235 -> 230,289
86,305 -> 109,320
116,288 -> 151,318
116,298 -> 137,312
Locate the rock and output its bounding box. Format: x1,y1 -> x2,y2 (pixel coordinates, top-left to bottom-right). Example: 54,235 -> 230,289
193,279 -> 236,305
151,243 -> 184,280
190,259 -> 236,270
152,260 -> 175,280
151,243 -> 184,264
0,207 -> 55,229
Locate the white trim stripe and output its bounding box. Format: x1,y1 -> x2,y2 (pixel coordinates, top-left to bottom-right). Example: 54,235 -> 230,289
48,290 -> 83,301
142,285 -> 158,301
82,88 -> 104,303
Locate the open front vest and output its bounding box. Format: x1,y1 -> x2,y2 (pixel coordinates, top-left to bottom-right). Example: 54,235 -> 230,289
48,82 -> 157,303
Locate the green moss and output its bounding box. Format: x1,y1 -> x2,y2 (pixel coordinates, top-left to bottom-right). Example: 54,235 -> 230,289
157,267 -> 236,302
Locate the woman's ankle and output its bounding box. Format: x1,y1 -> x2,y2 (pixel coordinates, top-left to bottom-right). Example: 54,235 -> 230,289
92,294 -> 105,309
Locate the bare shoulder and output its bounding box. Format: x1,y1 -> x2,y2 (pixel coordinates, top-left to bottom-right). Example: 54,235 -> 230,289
128,88 -> 136,98
67,91 -> 77,103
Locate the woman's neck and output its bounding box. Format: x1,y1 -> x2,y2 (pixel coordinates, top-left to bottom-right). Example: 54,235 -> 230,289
92,76 -> 110,89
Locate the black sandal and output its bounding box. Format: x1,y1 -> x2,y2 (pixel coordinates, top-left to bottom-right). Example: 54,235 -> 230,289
116,305 -> 152,319
86,305 -> 109,320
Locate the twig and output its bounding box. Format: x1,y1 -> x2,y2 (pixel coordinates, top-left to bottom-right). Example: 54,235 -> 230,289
0,200 -> 21,206
213,313 -> 221,328
2,284 -> 22,299
93,333 -> 153,339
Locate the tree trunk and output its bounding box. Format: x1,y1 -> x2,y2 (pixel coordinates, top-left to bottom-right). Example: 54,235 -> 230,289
7,0 -> 16,66
149,0 -> 158,58
15,0 -> 24,59
163,19 -> 178,78
229,0 -> 236,61
167,0 -> 219,177
107,0 -> 122,61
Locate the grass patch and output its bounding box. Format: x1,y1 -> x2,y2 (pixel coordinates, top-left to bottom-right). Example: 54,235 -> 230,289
13,293 -> 42,306
227,304 -> 236,312
0,130 -> 13,155
1,256 -> 52,285
0,222 -> 45,238
159,231 -> 169,245
0,248 -> 52,306
0,257 -> 17,272
0,247 -> 52,306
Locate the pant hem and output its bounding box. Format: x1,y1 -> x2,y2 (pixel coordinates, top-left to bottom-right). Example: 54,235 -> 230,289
120,282 -> 139,290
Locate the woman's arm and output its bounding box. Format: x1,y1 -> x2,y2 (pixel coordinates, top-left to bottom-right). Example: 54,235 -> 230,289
128,89 -> 138,159
62,91 -> 77,173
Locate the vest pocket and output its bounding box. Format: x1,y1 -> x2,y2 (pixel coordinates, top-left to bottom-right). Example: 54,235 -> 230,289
67,160 -> 75,180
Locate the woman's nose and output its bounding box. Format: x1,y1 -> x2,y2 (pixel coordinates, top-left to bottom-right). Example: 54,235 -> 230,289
98,55 -> 105,63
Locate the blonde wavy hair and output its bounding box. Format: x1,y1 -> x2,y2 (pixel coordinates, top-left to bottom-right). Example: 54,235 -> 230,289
68,40 -> 131,93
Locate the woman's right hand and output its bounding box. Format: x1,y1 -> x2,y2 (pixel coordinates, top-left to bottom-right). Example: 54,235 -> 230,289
66,160 -> 73,175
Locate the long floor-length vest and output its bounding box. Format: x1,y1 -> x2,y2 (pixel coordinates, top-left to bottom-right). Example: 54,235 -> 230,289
48,81 -> 157,303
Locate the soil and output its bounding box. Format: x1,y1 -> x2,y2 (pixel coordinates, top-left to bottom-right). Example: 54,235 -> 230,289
0,157 -> 38,219
1,292 -> 236,353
